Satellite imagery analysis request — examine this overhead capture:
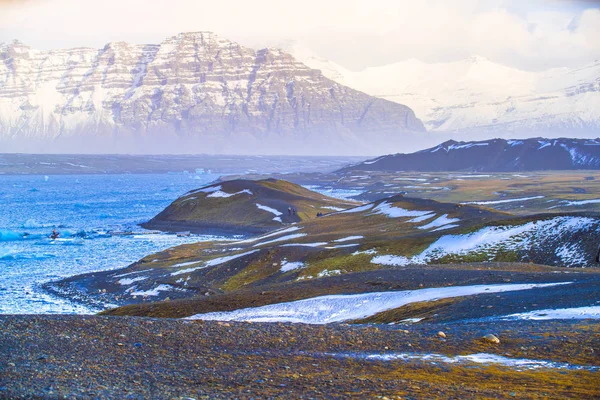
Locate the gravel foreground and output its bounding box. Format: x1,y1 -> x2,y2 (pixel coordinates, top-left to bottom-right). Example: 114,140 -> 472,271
1,315 -> 599,399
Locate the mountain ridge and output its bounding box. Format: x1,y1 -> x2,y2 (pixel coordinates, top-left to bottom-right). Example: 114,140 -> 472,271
293,47 -> 600,137
0,32 -> 424,155
338,137 -> 600,172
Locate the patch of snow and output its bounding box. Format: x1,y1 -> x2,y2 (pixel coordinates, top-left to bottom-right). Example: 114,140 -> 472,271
334,236 -> 364,242
117,276 -> 148,285
400,318 -> 424,323
170,250 -> 259,276
418,214 -> 460,230
252,233 -> 307,247
370,202 -> 432,218
280,242 -> 328,248
463,196 -> 544,205
500,306 -> 600,320
112,269 -> 153,278
448,142 -> 489,151
432,224 -> 460,232
325,243 -> 360,249
191,185 -> 222,194
409,213 -> 436,223
359,352 -> 594,370
207,189 -> 253,198
232,226 -> 302,245
205,249 -> 259,267
341,203 -> 374,213
186,282 -> 570,323
371,255 -> 411,266
131,284 -> 173,297
352,249 -> 377,256
169,260 -> 201,269
256,203 -> 282,216
273,217 -> 282,223
317,269 -> 343,278
561,199 -> 600,206
321,206 -> 346,211
280,260 -> 305,272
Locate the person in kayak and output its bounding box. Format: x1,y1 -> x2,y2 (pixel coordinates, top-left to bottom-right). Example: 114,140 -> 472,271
50,229 -> 60,240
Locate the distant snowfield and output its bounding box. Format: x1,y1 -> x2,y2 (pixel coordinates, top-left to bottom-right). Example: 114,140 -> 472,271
186,282 -> 570,323
293,47 -> 600,134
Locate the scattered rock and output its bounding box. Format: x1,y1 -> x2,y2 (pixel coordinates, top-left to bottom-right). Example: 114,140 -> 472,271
437,331 -> 446,339
482,334 -> 500,344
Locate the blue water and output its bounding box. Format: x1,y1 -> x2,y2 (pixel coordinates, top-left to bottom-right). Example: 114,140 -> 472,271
0,172 -> 227,314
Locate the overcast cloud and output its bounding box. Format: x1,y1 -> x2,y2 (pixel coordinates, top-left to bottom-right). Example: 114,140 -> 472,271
0,0 -> 598,71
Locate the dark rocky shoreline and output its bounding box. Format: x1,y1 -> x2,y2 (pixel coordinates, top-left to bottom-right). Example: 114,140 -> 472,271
1,315 -> 598,399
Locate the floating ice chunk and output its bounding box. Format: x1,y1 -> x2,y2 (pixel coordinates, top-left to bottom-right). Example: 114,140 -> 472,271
187,282 -> 570,324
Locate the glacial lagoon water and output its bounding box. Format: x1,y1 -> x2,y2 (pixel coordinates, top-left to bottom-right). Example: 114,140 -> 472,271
0,172 -> 225,314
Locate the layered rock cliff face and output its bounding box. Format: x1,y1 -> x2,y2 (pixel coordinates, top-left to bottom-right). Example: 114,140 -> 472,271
0,32 -> 424,155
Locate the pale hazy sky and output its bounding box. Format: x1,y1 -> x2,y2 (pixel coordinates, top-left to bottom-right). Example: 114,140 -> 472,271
0,0 -> 598,71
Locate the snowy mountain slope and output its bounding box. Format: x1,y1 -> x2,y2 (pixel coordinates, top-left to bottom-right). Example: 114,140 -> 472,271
340,137 -> 600,172
0,33 -> 424,155
294,49 -> 600,135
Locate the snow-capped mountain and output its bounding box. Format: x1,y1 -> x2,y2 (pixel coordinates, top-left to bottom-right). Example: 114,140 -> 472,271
339,138 -> 600,172
293,48 -> 600,136
0,33 -> 424,155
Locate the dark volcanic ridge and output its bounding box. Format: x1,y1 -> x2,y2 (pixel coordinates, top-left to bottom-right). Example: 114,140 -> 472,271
339,137 -> 600,172
141,178 -> 358,234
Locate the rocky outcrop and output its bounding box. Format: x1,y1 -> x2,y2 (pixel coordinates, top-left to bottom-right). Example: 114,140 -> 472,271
340,138 -> 600,172
0,32 -> 424,155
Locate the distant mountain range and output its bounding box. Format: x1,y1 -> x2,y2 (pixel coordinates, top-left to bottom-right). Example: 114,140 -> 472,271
339,138 -> 600,172
293,47 -> 600,137
0,32 -> 424,155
